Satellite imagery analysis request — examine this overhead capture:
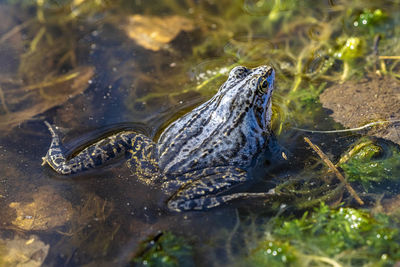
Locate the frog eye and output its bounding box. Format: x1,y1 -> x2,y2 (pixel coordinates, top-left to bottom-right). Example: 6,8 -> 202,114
258,77 -> 269,92
261,79 -> 269,88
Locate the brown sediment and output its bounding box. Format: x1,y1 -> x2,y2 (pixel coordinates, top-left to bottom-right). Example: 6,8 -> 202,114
319,74 -> 400,145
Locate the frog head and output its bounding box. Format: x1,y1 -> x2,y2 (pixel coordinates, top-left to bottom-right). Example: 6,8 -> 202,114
218,65 -> 275,131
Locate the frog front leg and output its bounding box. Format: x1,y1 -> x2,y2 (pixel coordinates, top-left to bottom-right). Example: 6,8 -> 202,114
163,166 -> 276,212
42,121 -> 157,175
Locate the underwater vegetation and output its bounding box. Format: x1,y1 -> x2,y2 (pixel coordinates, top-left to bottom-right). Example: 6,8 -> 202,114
339,137 -> 400,192
132,232 -> 194,267
246,203 -> 400,267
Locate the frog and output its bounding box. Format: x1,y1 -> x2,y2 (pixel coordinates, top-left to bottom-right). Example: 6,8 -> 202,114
42,65 -> 276,212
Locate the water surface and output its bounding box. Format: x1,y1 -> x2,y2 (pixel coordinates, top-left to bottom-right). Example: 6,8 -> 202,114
0,0 -> 400,266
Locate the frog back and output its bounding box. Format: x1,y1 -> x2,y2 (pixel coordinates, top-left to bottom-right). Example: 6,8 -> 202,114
157,92 -> 268,174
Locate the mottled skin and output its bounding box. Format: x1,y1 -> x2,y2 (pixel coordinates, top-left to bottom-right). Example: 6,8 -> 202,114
42,65 -> 275,212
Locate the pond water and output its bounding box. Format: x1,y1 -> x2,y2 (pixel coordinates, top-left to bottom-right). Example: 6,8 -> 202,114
0,0 -> 400,266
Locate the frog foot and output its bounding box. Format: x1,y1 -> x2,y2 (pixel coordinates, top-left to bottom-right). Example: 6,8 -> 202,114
164,166 -> 276,212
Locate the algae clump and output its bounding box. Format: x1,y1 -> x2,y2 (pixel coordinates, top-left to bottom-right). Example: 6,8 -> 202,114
246,203 -> 400,266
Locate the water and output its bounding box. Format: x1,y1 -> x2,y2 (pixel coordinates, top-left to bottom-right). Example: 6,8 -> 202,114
0,0 -> 400,266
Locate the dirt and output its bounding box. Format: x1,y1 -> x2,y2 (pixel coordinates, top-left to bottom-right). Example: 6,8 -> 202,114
319,74 -> 400,145
9,186 -> 73,231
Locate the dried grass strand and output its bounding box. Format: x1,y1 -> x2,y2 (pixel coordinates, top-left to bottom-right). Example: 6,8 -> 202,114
304,137 -> 364,205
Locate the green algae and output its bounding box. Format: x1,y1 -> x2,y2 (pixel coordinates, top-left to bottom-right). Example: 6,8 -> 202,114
246,203 -> 400,266
339,138 -> 400,192
132,232 -> 194,267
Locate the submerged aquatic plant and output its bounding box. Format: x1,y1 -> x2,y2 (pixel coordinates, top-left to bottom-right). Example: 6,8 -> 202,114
246,203 -> 400,266
332,36 -> 365,81
339,137 -> 400,192
132,232 -> 194,267
353,9 -> 388,35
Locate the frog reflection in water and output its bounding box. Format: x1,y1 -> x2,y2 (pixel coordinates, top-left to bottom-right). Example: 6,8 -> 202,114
42,65 -> 276,212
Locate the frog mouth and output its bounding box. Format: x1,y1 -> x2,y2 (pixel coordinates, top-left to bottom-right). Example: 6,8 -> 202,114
254,95 -> 272,130
253,78 -> 273,130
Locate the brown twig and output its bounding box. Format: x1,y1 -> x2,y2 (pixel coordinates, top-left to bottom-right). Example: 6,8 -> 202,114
304,137 -> 364,205
0,85 -> 10,114
0,20 -> 33,44
379,56 -> 400,59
